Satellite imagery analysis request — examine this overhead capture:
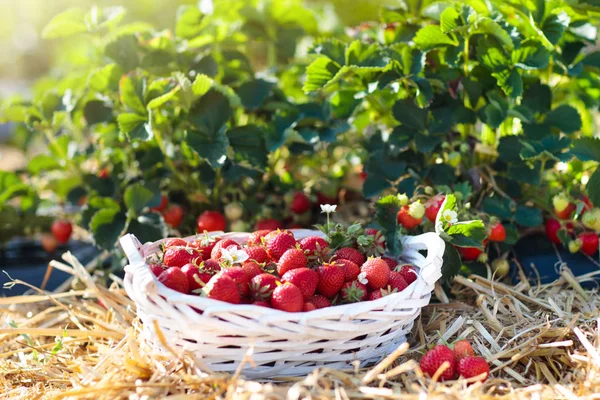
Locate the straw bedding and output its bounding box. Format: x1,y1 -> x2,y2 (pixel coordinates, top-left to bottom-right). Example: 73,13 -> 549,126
1,251 -> 600,399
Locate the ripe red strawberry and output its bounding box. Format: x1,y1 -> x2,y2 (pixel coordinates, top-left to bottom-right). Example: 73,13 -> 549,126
363,228 -> 386,257
340,280 -> 368,303
316,263 -> 345,297
310,294 -> 331,309
150,194 -> 168,212
387,271 -> 408,292
149,263 -> 165,277
163,247 -> 202,268
197,210 -> 226,233
210,239 -> 240,260
250,273 -> 279,300
397,205 -> 423,230
453,340 -> 475,360
578,232 -> 599,256
545,219 -> 561,244
266,231 -> 297,261
247,230 -> 272,246
40,233 -> 58,254
290,192 -> 311,214
244,246 -> 270,263
271,283 -> 304,312
299,236 -> 330,260
368,290 -> 383,301
201,259 -> 221,273
181,263 -> 205,292
253,300 -> 271,308
334,247 -> 365,266
336,259 -> 360,282
458,246 -> 483,261
222,267 -> 251,297
51,220 -> 73,244
425,195 -> 445,222
158,267 -> 190,294
397,264 -> 417,285
190,234 -> 220,259
254,219 -> 284,231
203,274 -> 241,304
162,205 -> 184,228
361,258 -> 390,290
241,261 -> 263,280
457,356 -> 489,382
163,238 -> 188,248
277,248 -> 307,275
487,222 -> 506,242
382,257 -> 398,270
303,302 -> 316,312
420,345 -> 456,381
281,268 -> 319,299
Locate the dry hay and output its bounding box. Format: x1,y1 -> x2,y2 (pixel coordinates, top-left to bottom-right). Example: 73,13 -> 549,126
1,252 -> 600,399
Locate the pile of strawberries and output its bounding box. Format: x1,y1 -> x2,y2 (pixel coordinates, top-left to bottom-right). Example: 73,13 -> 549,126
420,340 -> 490,382
145,228 -> 418,312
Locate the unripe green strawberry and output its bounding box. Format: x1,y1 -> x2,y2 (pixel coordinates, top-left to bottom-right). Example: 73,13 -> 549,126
568,240 -> 581,254
271,282 -> 304,312
230,220 -> 248,232
553,194 -> 575,219
583,208 -> 600,232
457,356 -> 489,382
224,202 -> 243,221
492,259 -> 509,278
420,345 -> 456,381
397,193 -> 409,206
409,201 -> 425,219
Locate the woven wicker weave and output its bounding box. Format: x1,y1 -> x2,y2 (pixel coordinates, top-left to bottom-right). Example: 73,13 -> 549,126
120,229 -> 445,378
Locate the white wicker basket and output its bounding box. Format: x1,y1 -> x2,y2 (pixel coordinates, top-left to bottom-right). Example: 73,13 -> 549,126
120,229 -> 445,379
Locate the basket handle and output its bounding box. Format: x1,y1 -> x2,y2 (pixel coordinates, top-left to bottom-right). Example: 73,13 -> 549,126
401,232 -> 445,285
120,234 -> 149,275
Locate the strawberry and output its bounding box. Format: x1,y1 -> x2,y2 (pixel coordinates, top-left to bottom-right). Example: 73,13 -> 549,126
290,192 -> 312,214
303,302 -> 316,312
397,264 -> 417,285
163,238 -> 188,248
203,274 -> 241,304
387,271 -> 408,292
40,233 -> 58,254
578,232 -> 599,256
197,210 -> 226,233
224,202 -> 243,221
340,280 -> 368,303
553,194 -> 575,220
397,205 -> 423,230
545,218 -> 562,244
368,290 -> 383,301
487,222 -> 506,242
181,263 -> 205,292
307,295 -> 329,310
158,267 -> 189,294
453,340 -> 475,360
244,246 -> 270,263
250,273 -> 279,300
162,205 -> 184,228
190,234 -> 220,259
336,259 -> 360,282
271,283 -> 304,312
316,263 -> 345,297
253,300 -> 271,308
457,356 -> 489,382
299,236 -> 330,260
334,247 -> 365,266
458,246 -> 483,261
51,220 -> 73,244
363,228 -> 386,257
420,345 -> 456,381
210,238 -> 240,260
241,261 -> 263,280
254,219 -> 284,231
382,257 -> 398,270
360,258 -> 390,290
149,263 -> 165,277
163,247 -> 202,268
150,194 -> 168,212
425,195 -> 445,223
201,259 -> 221,273
281,268 -> 319,299
247,230 -> 272,246
222,267 -> 251,297
277,248 -> 307,275
266,231 -> 297,261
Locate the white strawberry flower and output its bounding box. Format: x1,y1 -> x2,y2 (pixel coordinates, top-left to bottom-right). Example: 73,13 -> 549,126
357,272 -> 369,285
320,204 -> 337,213
220,246 -> 248,265
442,209 -> 458,224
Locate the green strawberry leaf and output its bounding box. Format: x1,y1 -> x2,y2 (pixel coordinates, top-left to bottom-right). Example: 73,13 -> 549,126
441,241 -> 462,283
